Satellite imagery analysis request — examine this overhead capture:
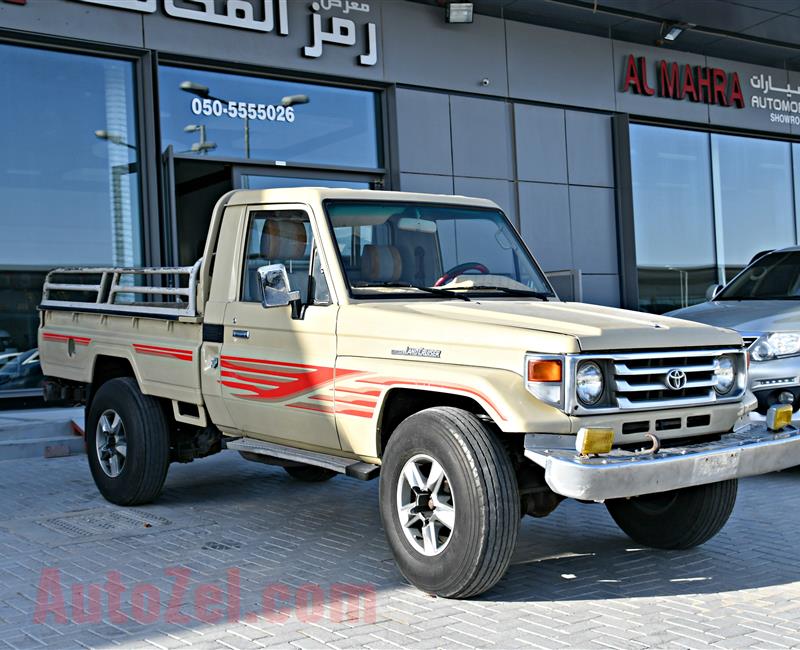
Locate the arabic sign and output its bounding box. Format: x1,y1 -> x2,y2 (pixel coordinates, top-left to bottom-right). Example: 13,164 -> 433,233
68,0 -> 378,66
748,73 -> 800,126
305,1 -> 377,66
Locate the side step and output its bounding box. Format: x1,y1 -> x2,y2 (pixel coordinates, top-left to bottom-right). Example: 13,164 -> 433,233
225,437 -> 380,481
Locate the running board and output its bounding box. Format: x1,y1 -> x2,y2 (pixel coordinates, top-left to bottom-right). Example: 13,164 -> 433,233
225,437 -> 380,481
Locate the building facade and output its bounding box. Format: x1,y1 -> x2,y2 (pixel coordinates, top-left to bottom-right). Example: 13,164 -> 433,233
3,0 -> 800,398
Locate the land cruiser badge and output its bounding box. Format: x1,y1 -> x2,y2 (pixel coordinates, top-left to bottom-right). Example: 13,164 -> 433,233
391,346 -> 442,359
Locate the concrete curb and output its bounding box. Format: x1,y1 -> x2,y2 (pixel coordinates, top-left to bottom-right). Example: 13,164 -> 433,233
0,408 -> 86,460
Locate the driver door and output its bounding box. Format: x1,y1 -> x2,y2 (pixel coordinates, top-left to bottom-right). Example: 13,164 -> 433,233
219,205 -> 341,450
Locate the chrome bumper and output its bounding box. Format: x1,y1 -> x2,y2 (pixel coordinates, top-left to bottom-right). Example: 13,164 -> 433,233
524,422 -> 800,501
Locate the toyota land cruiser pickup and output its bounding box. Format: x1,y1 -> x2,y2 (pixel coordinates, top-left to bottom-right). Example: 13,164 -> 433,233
38,188 -> 800,599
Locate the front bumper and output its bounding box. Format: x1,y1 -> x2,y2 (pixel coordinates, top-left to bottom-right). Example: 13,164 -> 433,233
524,422 -> 800,501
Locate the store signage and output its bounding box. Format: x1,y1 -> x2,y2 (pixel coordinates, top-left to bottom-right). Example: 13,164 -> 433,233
67,0 -> 378,66
621,54 -> 744,108
749,74 -> 800,124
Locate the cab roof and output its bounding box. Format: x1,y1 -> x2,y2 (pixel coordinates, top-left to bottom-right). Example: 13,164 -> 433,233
224,187 -> 501,210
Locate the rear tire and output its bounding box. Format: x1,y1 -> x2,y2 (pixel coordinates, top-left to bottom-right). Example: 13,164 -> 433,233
284,465 -> 337,482
86,377 -> 170,506
606,479 -> 737,549
379,407 -> 519,599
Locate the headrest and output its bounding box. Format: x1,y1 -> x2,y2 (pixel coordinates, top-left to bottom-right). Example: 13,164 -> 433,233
260,219 -> 307,260
361,245 -> 402,283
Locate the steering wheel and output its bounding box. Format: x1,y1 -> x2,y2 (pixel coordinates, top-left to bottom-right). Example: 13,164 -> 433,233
434,262 -> 490,287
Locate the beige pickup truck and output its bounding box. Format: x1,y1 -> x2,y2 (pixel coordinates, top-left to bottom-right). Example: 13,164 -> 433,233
39,188 -> 800,598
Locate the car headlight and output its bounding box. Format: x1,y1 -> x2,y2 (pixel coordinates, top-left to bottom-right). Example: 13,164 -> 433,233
714,355 -> 736,395
576,361 -> 604,406
750,332 -> 800,362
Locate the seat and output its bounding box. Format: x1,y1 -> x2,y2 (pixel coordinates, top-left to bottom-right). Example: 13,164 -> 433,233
360,244 -> 403,284
244,218 -> 309,302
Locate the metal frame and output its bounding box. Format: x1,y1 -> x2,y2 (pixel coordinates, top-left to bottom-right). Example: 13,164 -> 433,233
611,114 -> 639,311
41,260 -> 202,318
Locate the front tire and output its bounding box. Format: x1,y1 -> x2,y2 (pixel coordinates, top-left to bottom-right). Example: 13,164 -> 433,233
606,479 -> 738,550
379,407 -> 519,599
86,377 -> 170,506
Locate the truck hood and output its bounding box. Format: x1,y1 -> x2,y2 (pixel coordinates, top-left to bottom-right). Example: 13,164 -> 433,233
668,300 -> 800,334
340,299 -> 741,354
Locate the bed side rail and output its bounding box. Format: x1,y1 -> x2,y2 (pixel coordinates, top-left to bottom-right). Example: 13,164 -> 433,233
40,259 -> 202,319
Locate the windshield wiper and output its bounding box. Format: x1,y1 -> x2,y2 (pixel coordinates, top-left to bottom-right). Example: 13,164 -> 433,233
462,285 -> 552,300
359,282 -> 471,301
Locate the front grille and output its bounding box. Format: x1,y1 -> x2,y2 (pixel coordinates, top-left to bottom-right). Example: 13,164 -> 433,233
609,350 -> 741,411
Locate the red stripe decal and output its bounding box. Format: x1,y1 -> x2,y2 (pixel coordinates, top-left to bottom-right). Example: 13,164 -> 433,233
219,358 -> 362,402
337,408 -> 373,419
42,332 -> 91,345
335,387 -> 382,397
312,394 -> 377,408
220,370 -> 284,388
287,402 -> 336,414
356,377 -> 507,421
133,344 -> 193,362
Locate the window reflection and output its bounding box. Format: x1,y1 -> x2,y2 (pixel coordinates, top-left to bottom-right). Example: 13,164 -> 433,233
632,124 -> 800,314
711,134 -> 794,282
159,66 -> 380,168
0,44 -> 142,402
631,125 -> 716,314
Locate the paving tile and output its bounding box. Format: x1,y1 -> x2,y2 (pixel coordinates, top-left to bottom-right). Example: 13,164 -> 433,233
2,452 -> 800,648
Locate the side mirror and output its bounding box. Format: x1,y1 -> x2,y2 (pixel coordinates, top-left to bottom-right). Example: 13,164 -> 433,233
706,284 -> 723,301
257,264 -> 301,310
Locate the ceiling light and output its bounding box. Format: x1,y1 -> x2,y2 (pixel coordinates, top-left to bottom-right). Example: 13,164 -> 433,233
662,21 -> 693,42
445,2 -> 473,24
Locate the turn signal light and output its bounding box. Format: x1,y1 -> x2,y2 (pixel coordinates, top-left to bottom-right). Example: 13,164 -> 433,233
767,404 -> 793,431
576,427 -> 614,455
527,359 -> 562,383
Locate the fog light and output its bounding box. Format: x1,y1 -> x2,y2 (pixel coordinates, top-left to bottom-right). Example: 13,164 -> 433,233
779,391 -> 795,405
767,404 -> 793,431
576,427 -> 614,455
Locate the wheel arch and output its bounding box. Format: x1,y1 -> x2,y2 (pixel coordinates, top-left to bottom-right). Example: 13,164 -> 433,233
89,354 -> 141,408
376,387 -> 495,457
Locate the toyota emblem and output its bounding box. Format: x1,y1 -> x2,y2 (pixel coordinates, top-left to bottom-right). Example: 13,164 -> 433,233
665,369 -> 687,391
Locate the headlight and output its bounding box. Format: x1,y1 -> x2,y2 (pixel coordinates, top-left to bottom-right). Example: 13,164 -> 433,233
576,361 -> 604,406
714,355 -> 736,395
750,332 -> 800,362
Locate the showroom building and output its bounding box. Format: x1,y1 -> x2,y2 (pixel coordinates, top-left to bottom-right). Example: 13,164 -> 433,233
3,0 -> 800,390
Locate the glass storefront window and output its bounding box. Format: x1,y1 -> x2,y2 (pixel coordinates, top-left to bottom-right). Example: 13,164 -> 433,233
632,124 -> 800,314
631,125 -> 717,314
0,43 -> 142,403
711,134 -> 794,282
158,66 -> 380,169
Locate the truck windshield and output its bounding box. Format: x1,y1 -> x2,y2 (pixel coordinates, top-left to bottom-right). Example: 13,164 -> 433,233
718,250 -> 800,300
325,201 -> 555,300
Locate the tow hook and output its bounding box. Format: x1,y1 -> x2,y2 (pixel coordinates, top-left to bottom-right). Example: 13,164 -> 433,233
639,433 -> 661,455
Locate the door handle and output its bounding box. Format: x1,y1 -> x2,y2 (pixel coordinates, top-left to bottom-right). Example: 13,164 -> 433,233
232,329 -> 250,339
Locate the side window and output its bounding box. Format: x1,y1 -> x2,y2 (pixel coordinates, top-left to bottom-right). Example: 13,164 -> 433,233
240,209 -> 330,304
